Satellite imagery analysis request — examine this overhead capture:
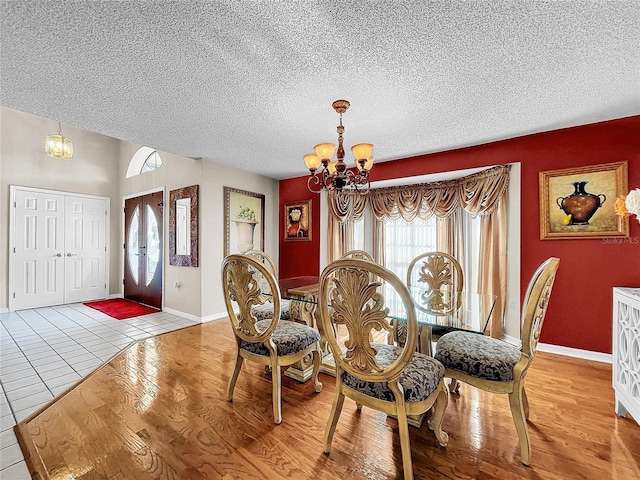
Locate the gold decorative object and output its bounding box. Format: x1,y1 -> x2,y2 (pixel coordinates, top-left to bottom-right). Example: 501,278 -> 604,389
303,99 -> 374,194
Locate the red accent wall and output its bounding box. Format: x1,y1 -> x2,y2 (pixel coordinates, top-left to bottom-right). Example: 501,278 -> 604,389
279,176 -> 322,278
280,116 -> 640,353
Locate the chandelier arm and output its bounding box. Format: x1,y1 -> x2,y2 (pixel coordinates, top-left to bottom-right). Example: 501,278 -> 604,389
307,174 -> 325,194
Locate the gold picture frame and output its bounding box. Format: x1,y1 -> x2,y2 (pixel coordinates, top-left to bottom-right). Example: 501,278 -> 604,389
224,187 -> 265,256
539,161 -> 628,240
284,200 -> 312,242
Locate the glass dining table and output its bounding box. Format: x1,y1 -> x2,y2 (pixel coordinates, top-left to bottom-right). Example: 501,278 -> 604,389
280,278 -> 497,376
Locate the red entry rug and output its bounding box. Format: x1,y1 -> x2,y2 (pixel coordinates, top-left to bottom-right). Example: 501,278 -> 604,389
84,299 -> 160,320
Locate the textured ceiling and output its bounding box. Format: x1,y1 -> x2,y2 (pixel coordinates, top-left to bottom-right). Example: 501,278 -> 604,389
2,1 -> 639,180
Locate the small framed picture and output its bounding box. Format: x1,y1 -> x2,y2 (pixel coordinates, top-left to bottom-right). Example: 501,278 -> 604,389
539,161 -> 628,240
284,200 -> 312,242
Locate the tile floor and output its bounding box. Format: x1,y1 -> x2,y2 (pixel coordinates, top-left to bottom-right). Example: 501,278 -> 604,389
0,303 -> 200,479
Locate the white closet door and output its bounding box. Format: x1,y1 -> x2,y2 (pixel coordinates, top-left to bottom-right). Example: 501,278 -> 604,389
13,190 -> 66,309
64,196 -> 107,303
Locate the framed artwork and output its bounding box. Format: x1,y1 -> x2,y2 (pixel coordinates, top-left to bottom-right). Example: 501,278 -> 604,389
539,161 -> 628,240
224,186 -> 265,256
169,184 -> 199,266
284,200 -> 312,242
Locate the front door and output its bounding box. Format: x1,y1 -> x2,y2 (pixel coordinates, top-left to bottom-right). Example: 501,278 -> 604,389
124,192 -> 163,308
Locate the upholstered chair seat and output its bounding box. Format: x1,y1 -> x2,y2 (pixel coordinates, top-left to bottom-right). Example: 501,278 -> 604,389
251,300 -> 291,321
435,331 -> 521,382
240,319 -> 320,356
342,343 -> 445,402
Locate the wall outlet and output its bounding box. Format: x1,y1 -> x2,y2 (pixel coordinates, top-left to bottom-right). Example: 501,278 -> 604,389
509,299 -> 516,311
173,281 -> 181,290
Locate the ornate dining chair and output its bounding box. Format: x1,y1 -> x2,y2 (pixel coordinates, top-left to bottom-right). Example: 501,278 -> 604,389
221,254 -> 323,424
434,257 -> 560,465
317,258 -> 449,480
244,250 -> 291,321
391,251 -> 464,348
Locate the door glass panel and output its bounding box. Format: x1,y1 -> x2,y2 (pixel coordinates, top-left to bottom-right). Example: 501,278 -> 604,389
146,204 -> 160,286
128,206 -> 140,284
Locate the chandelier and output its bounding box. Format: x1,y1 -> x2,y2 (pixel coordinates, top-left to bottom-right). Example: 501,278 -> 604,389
45,122 -> 74,160
303,99 -> 374,194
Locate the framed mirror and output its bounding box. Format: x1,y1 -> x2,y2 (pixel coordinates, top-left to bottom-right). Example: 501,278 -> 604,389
169,184 -> 199,266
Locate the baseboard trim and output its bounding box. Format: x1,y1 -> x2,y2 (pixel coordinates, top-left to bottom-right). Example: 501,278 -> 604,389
201,312 -> 229,323
503,334 -> 611,364
0,307 -> 8,314
162,307 -> 202,323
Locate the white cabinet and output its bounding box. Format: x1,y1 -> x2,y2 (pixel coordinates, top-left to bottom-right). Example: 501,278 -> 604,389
612,287 -> 640,424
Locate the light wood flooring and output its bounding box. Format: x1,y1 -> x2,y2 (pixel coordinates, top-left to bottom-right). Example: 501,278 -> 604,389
15,320 -> 640,479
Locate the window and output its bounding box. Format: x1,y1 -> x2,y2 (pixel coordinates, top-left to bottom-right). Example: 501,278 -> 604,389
384,217 -> 437,280
126,147 -> 163,178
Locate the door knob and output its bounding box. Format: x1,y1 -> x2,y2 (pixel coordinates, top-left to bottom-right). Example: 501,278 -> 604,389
53,253 -> 62,257
66,253 -> 77,257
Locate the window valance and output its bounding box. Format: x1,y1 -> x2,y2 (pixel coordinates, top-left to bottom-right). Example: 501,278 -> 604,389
328,164 -> 511,222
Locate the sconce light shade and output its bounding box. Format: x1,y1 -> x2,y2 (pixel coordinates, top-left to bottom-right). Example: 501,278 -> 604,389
314,143 -> 336,160
351,143 -> 374,161
304,153 -> 322,171
45,122 -> 74,160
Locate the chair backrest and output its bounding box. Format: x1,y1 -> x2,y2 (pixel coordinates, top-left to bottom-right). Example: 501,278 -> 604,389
244,250 -> 277,276
520,257 -> 560,359
406,252 -> 464,314
222,254 -> 281,343
341,250 -> 374,261
318,258 -> 418,383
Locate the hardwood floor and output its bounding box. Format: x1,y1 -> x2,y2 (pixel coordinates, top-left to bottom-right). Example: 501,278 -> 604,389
15,320 -> 640,480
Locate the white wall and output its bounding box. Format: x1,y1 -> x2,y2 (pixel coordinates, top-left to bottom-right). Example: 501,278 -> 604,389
1,107 -> 121,311
1,107 -> 280,320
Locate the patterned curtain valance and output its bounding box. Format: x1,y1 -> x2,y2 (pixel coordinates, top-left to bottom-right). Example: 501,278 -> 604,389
328,190 -> 368,221
368,164 -> 511,221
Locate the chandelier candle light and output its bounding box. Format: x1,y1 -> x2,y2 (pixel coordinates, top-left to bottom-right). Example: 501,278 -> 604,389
45,122 -> 74,160
304,99 -> 374,194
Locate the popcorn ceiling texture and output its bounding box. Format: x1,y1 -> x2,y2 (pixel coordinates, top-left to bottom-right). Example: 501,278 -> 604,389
1,1 -> 638,179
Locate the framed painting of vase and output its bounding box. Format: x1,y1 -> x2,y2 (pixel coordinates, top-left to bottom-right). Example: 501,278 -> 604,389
284,200 -> 312,242
539,161 -> 628,240
224,186 -> 265,256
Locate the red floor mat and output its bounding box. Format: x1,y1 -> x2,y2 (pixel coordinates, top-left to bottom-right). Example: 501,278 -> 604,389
83,299 -> 160,320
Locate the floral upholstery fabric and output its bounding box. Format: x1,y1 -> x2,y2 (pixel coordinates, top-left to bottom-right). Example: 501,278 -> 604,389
434,331 -> 521,382
251,299 -> 291,321
342,344 -> 445,402
240,319 -> 319,356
